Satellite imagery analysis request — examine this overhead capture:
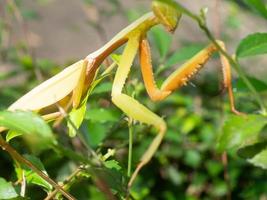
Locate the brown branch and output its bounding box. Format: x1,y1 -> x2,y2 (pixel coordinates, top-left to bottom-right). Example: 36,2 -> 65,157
0,135 -> 76,200
44,166 -> 85,200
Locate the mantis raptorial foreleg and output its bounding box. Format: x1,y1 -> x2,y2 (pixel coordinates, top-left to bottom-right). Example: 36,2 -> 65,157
111,37 -> 167,188
140,38 -> 242,115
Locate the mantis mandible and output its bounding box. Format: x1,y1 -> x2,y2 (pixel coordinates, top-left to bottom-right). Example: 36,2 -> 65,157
0,0 -> 242,188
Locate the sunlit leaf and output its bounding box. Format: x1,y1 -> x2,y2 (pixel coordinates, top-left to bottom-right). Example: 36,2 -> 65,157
248,148 -> 267,169
217,114 -> 267,152
0,178 -> 18,199
0,111 -> 56,148
6,130 -> 22,142
67,101 -> 87,137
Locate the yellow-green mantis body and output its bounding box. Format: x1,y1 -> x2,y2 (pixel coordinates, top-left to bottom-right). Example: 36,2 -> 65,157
0,0 -> 242,187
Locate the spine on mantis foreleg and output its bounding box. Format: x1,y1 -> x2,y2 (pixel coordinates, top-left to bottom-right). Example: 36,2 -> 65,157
161,44 -> 216,91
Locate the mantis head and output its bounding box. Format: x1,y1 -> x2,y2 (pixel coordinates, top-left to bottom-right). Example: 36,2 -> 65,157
152,0 -> 182,33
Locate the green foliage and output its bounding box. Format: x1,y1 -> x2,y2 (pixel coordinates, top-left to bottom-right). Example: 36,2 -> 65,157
165,44 -> 204,67
236,33 -> 267,58
236,76 -> 267,92
0,111 -> 56,151
15,155 -> 52,191
243,0 -> 267,19
67,99 -> 87,137
151,26 -> 172,60
218,114 -> 267,151
1,0 -> 267,200
0,178 -> 18,199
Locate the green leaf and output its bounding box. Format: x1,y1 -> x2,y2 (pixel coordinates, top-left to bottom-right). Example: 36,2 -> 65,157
166,166 -> 184,185
85,108 -> 120,123
87,121 -> 107,148
15,155 -> 52,192
248,148 -> 267,169
205,161 -> 223,177
67,101 -> 87,137
166,44 -> 204,67
237,141 -> 267,159
91,167 -> 125,194
217,114 -> 267,152
92,82 -> 112,94
151,26 -> 172,59
6,130 -> 22,142
236,33 -> 267,58
0,178 -> 18,199
236,76 -> 267,92
0,111 -> 56,148
184,150 -> 201,168
243,0 -> 267,19
104,160 -> 122,170
110,54 -> 121,65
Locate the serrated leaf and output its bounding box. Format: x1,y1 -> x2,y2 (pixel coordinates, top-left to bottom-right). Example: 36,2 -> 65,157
151,26 -> 172,59
248,148 -> 267,169
0,178 -> 18,199
236,33 -> 267,58
217,114 -> 267,152
0,111 -> 56,149
166,44 -> 204,67
15,155 -> 52,192
243,0 -> 267,19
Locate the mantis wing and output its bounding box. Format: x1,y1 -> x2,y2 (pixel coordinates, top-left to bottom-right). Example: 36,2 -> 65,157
9,60 -> 84,111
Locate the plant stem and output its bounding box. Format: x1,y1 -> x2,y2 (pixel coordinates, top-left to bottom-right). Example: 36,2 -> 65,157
44,166 -> 85,200
175,2 -> 267,114
0,135 -> 76,200
127,118 -> 133,177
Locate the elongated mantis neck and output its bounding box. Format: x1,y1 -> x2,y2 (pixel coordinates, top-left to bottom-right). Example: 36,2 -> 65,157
86,12 -> 158,63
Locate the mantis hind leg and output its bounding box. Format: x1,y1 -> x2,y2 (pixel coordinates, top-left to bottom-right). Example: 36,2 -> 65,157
111,37 -> 167,188
140,38 -> 242,115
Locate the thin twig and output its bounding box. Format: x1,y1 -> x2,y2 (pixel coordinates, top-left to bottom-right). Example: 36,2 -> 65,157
44,166 -> 85,200
55,105 -> 102,166
127,118 -> 133,177
0,135 -> 76,200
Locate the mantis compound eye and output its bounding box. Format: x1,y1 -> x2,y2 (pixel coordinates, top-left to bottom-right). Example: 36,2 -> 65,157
152,0 -> 181,33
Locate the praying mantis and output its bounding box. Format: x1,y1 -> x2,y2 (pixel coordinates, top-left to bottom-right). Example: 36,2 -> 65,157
0,0 -> 242,188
